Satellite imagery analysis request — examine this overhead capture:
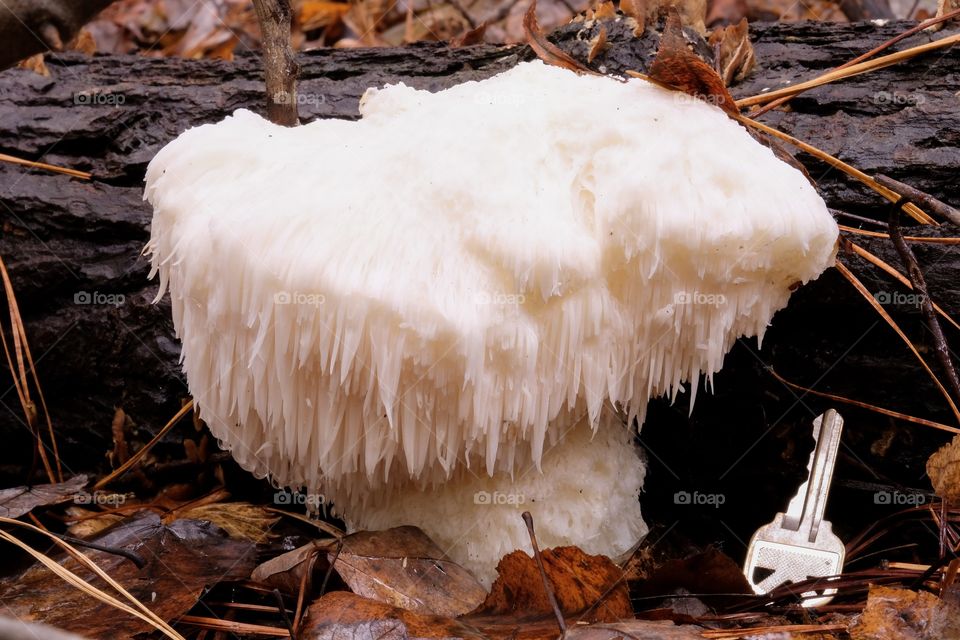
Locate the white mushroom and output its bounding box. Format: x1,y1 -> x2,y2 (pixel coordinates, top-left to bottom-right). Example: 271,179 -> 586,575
145,61 -> 838,586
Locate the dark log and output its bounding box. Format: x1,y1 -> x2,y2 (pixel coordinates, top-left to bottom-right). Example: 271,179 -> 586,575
0,20 -> 958,556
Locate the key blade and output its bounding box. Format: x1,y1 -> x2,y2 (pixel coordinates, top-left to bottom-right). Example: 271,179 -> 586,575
782,410 -> 844,541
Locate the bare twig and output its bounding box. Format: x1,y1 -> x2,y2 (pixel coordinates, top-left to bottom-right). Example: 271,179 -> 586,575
271,589 -> 295,638
887,198 -> 960,408
831,208 -> 888,228
251,0 -> 300,127
522,511 -> 566,639
877,174 -> 960,226
48,532 -> 146,569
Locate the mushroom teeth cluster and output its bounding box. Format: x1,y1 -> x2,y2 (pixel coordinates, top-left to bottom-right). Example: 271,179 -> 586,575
145,60 -> 838,584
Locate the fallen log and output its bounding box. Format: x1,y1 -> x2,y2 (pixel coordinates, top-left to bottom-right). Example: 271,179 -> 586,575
0,20 -> 957,550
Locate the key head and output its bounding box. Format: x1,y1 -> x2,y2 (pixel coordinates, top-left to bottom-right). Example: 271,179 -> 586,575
744,514 -> 845,608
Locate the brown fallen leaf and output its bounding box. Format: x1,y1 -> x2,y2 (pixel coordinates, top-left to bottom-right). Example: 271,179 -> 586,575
450,21 -> 489,47
472,546 -> 632,621
0,475 -> 87,519
524,0 -> 599,75
16,54 -> 50,77
587,25 -> 609,64
301,591 -> 486,640
592,1 -> 618,20
620,0 -> 648,33
927,433 -> 960,502
331,526 -> 486,617
646,9 -> 738,116
299,0 -> 351,31
851,585 -> 960,639
64,506 -> 124,539
706,0 -> 748,27
565,620 -> 705,640
252,540 -> 332,594
707,17 -> 755,86
631,547 -> 752,606
0,512 -> 255,639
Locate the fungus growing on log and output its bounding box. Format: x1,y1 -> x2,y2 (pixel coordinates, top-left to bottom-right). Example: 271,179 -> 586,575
145,61 -> 838,585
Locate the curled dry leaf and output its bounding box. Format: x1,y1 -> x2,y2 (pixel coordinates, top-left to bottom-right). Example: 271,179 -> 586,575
0,474 -> 87,519
851,585 -> 960,639
330,526 -> 486,617
524,0 -> 600,75
0,512 -> 255,639
620,0 -> 648,33
252,540 -> 331,594
707,17 -> 755,86
301,591 -> 485,640
472,546 -> 632,621
927,433 -> 960,502
587,26 -> 609,63
450,21 -> 488,48
647,9 -> 738,116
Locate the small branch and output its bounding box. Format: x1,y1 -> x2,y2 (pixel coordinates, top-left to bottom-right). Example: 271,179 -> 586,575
877,174 -> 960,227
48,531 -> 146,569
522,511 -> 566,639
251,0 -> 300,127
887,198 -> 960,409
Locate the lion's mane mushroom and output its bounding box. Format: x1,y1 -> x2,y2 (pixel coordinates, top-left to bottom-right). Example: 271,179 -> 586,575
145,61 -> 838,586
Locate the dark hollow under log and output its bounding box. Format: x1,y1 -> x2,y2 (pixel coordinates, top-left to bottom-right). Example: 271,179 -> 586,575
0,19 -> 958,555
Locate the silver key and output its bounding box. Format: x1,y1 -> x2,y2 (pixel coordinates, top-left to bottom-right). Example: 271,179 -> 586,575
743,409 -> 845,607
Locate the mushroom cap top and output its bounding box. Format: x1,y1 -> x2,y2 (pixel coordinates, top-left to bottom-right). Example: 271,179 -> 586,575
145,61 -> 837,504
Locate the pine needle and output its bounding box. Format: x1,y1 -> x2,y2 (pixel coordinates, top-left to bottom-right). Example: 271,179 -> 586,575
94,400 -> 194,490
736,32 -> 960,109
0,153 -> 91,180
0,254 -> 61,482
846,240 -> 960,332
767,366 -> 960,435
834,260 -> 960,424
0,517 -> 185,639
737,115 -> 935,224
